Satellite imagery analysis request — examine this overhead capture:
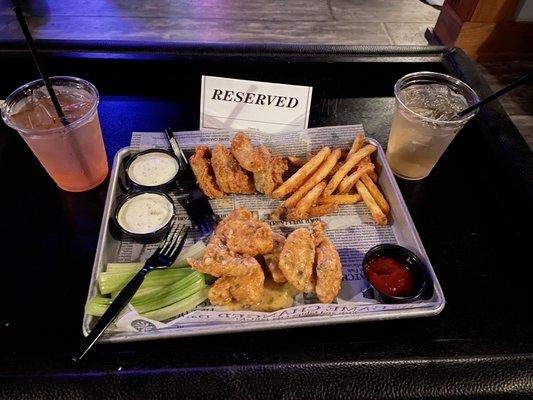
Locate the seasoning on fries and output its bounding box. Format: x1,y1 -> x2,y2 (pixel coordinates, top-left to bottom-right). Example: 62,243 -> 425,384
287,181 -> 327,220
318,194 -> 361,205
272,147 -> 330,199
361,174 -> 390,214
337,162 -> 375,194
282,148 -> 341,208
356,180 -> 387,225
323,144 -> 377,197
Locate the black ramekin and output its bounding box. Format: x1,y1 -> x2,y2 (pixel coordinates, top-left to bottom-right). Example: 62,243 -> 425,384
124,149 -> 180,191
111,190 -> 176,244
362,244 -> 432,304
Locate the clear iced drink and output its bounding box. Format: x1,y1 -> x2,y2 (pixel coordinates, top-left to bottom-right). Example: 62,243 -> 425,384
386,72 -> 478,180
1,76 -> 108,192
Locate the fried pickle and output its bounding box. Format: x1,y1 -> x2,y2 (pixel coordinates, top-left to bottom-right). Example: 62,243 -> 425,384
278,228 -> 315,293
189,146 -> 225,199
231,132 -> 262,172
224,218 -> 274,256
253,146 -> 288,195
211,145 -> 255,194
312,221 -> 342,303
263,233 -> 287,283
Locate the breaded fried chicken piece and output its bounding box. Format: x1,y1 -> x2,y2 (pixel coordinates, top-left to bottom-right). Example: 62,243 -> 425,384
263,233 -> 287,283
271,155 -> 288,185
214,208 -> 253,236
211,145 -> 255,194
312,221 -> 342,303
188,235 -> 259,277
208,276 -> 233,305
226,265 -> 265,306
224,219 -> 274,256
231,132 -> 262,172
189,146 -> 225,199
253,146 -> 288,195
189,207 -> 270,307
278,228 -> 315,293
188,208 -> 264,276
208,267 -> 265,307
231,132 -> 288,195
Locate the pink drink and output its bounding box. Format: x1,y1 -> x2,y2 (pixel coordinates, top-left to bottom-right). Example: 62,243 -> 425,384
1,77 -> 108,192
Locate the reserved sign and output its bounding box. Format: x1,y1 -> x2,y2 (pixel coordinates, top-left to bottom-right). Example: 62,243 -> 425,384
200,76 -> 313,134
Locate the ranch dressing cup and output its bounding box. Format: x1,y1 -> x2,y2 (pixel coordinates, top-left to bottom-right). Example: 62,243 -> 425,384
386,72 -> 478,180
125,149 -> 180,190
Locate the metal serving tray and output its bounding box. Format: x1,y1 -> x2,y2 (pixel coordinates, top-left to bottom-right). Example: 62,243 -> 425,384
83,137 -> 445,343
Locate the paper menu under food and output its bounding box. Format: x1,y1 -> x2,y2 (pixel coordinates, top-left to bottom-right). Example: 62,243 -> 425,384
114,126 -> 440,333
199,76 -> 313,134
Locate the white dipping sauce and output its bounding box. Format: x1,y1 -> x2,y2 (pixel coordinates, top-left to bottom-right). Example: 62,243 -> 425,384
117,193 -> 174,234
128,152 -> 179,186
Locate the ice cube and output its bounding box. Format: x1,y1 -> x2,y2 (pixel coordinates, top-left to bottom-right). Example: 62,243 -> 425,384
399,83 -> 467,121
11,100 -> 59,130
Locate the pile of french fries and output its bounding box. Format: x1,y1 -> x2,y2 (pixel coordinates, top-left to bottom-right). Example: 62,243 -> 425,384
270,133 -> 390,225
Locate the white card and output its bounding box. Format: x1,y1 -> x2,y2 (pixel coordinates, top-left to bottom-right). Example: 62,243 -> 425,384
200,76 -> 313,134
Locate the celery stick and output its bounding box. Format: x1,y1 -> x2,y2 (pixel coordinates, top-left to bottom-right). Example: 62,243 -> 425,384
105,241 -> 206,274
85,296 -> 112,317
110,285 -> 164,300
87,270 -> 205,316
173,241 -> 206,266
132,273 -> 205,313
105,263 -> 142,274
141,287 -> 209,321
98,268 -> 194,294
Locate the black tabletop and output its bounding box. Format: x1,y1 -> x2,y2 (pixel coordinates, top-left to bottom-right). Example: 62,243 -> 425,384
0,42 -> 532,399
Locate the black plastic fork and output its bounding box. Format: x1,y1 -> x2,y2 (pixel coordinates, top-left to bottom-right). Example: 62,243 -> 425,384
164,128 -> 219,236
74,222 -> 190,361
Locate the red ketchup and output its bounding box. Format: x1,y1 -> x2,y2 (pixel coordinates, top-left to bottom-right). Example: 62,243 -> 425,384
365,257 -> 414,297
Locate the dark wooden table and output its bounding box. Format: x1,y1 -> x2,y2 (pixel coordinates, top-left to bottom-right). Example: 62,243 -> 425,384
0,42 -> 532,399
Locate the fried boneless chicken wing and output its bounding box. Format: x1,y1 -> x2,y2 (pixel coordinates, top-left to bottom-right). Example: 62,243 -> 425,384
189,207 -> 342,309
231,133 -> 288,195
278,228 -> 315,293
189,146 -> 225,199
188,235 -> 260,277
253,146 -> 288,195
262,233 -> 287,283
208,268 -> 265,307
231,132 -> 262,173
188,208 -> 270,306
312,221 -> 342,303
224,219 -> 274,256
211,145 -> 255,194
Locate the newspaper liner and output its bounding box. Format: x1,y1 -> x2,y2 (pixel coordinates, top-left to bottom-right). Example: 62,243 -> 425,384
112,125 -> 440,333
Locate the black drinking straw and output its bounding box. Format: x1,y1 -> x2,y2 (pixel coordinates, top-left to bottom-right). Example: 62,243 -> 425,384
457,73 -> 533,117
13,6 -> 67,124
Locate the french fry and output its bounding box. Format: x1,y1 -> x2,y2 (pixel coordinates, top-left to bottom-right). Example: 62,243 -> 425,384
269,206 -> 285,221
326,161 -> 343,181
323,144 -> 376,197
317,194 -> 361,205
282,149 -> 342,208
356,181 -> 387,225
361,174 -> 390,214
337,162 -> 375,194
272,147 -> 331,199
307,203 -> 338,218
368,170 -> 378,182
348,133 -> 364,157
287,181 -> 327,220
287,156 -> 307,167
